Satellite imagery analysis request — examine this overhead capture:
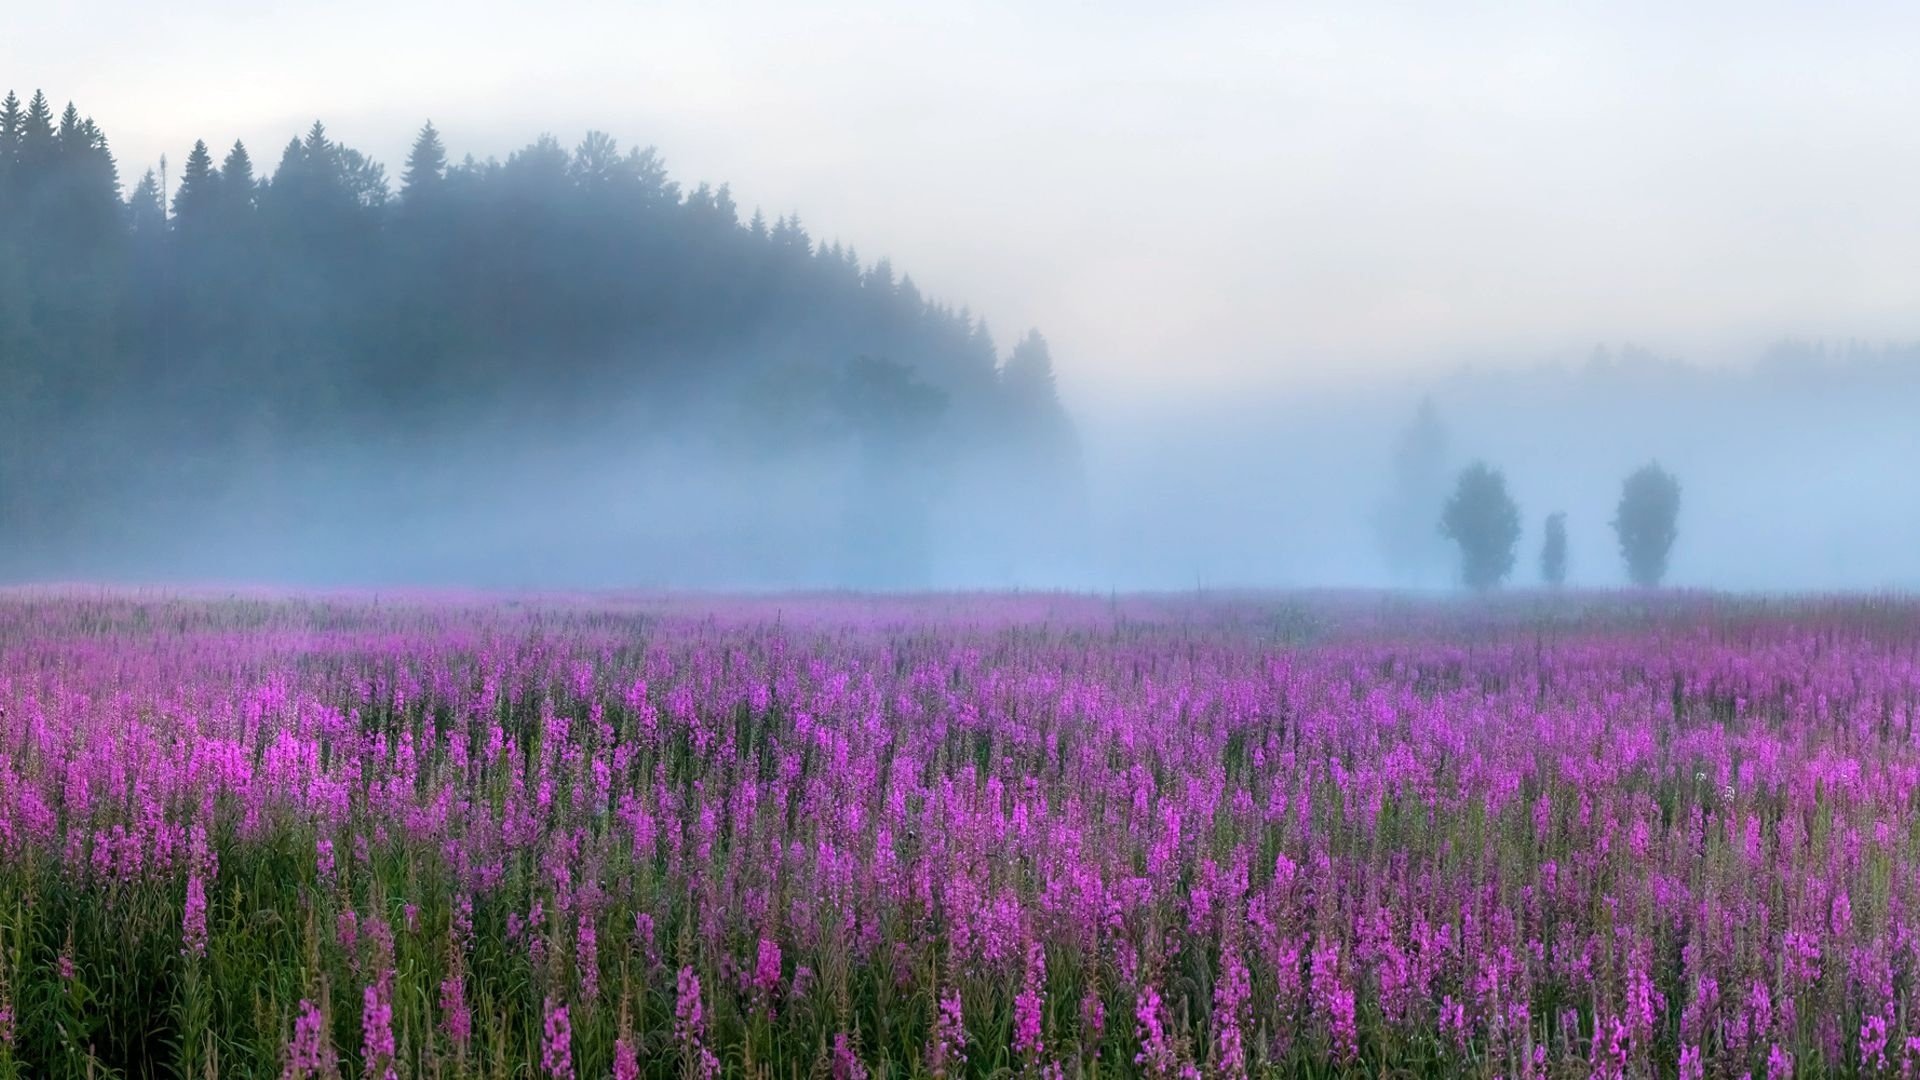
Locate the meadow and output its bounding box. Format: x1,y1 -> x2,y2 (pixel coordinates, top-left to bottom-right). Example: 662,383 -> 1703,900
0,589 -> 1916,1078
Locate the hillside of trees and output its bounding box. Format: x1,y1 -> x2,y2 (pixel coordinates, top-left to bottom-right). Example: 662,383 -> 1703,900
0,92 -> 1083,586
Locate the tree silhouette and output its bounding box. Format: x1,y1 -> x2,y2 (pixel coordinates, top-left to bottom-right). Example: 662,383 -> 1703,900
220,141 -> 254,205
126,169 -> 164,235
0,91 -> 1084,584
19,91 -> 54,168
173,139 -> 219,226
838,356 -> 949,589
1439,462 -> 1521,591
401,121 -> 446,196
1541,511 -> 1567,587
1377,396 -> 1452,587
1613,463 -> 1680,586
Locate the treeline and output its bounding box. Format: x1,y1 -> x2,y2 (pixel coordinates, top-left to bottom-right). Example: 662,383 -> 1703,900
1373,340 -> 1920,590
0,91 -> 1081,586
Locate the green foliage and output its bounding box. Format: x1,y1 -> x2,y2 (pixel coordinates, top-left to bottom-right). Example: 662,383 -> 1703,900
1439,461 -> 1521,591
1613,463 -> 1680,587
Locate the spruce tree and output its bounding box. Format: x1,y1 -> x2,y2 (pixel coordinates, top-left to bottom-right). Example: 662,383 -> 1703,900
173,139 -> 221,226
402,121 -> 446,196
0,91 -> 21,178
19,91 -> 55,171
126,169 -> 165,236
220,141 -> 256,211
1003,329 -> 1060,411
56,103 -> 84,154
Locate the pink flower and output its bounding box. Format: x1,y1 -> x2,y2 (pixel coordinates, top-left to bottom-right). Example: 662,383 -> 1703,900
182,871 -> 209,958
1211,948 -> 1251,1078
613,1035 -> 640,1080
832,1032 -> 869,1080
676,965 -> 720,1080
362,973 -> 397,1080
575,913 -> 599,1001
754,935 -> 783,1005
283,998 -> 333,1079
541,996 -> 573,1079
1014,939 -> 1046,1066
1135,983 -> 1189,1079
929,988 -> 967,1077
439,969 -> 471,1053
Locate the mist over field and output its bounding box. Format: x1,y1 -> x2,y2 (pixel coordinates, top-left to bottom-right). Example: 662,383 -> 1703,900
4,3 -> 1918,594
1088,343 -> 1920,592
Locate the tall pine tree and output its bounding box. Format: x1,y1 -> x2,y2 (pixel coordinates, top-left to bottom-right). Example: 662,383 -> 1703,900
173,139 -> 220,226
401,121 -> 446,197
219,141 -> 256,214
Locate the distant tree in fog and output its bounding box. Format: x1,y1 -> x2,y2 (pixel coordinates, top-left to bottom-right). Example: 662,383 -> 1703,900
401,121 -> 446,195
838,356 -> 949,589
992,329 -> 1088,579
1440,461 -> 1520,591
171,139 -> 220,226
1375,396 -> 1452,587
1613,463 -> 1680,587
1541,511 -> 1567,587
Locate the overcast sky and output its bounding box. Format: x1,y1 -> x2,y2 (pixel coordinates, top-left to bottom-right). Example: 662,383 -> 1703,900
8,1 -> 1920,410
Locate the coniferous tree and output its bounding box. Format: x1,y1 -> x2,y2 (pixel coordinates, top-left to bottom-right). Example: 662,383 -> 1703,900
173,139 -> 220,226
0,91 -> 20,147
219,141 -> 254,207
55,102 -> 83,154
19,91 -> 54,168
126,169 -> 165,236
0,92 -> 1087,585
0,91 -> 21,194
401,121 -> 446,196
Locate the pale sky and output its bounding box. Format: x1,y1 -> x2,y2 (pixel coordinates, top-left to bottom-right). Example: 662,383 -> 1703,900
8,1 -> 1920,409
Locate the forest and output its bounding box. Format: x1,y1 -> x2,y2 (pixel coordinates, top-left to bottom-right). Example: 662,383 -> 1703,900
0,91 -> 1082,586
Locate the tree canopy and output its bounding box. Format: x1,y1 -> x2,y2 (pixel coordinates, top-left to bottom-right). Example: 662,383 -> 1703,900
1614,463 -> 1680,587
1439,461 -> 1521,591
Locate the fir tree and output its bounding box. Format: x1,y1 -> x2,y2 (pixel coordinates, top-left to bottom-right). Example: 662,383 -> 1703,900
173,139 -> 221,226
402,121 -> 446,196
19,90 -> 56,170
0,91 -> 21,176
220,141 -> 256,211
126,169 -> 165,236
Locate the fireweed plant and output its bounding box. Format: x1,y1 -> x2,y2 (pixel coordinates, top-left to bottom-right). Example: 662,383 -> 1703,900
0,590 -> 1914,1077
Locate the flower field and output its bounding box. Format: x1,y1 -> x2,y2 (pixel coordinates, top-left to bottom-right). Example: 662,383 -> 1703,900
0,590 -> 1918,1078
